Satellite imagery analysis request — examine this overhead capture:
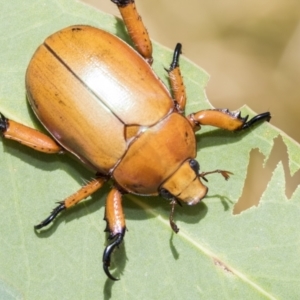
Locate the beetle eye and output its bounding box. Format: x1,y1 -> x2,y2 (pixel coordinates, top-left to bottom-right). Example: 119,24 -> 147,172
159,188 -> 173,200
189,159 -> 200,175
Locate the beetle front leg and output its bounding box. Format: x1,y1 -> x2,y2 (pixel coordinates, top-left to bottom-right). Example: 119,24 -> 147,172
34,177 -> 106,229
169,199 -> 180,233
0,113 -> 62,153
111,0 -> 153,64
167,43 -> 187,113
103,188 -> 126,281
187,109 -> 271,132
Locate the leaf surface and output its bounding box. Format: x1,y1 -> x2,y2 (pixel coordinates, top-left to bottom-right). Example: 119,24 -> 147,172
0,0 -> 299,299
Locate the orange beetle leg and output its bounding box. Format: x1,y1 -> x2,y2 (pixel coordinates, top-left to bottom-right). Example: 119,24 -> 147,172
111,0 -> 153,64
103,188 -> 126,281
187,109 -> 271,132
0,113 -> 62,153
169,199 -> 180,233
167,43 -> 187,113
34,177 -> 106,229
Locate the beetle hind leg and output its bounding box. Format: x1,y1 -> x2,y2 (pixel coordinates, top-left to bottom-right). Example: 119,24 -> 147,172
111,0 -> 153,64
0,112 -> 62,153
34,177 -> 106,229
103,188 -> 126,281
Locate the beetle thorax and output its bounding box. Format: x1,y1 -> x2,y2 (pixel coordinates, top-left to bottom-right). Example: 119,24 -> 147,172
113,113 -> 196,195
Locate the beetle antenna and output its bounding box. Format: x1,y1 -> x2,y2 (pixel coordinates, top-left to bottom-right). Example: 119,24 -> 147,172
34,202 -> 66,230
198,170 -> 233,181
103,228 -> 126,281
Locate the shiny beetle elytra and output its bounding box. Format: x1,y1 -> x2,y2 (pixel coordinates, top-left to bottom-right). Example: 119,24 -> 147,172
0,0 -> 271,280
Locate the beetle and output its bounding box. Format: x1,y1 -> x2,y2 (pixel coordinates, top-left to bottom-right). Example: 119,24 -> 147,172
0,0 -> 270,281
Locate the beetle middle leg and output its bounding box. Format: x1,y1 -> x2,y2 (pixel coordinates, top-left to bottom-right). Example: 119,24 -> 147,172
103,188 -> 126,281
34,177 -> 106,229
111,0 -> 153,64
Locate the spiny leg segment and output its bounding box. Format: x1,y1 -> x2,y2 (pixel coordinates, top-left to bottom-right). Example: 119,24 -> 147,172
0,112 -> 62,153
111,0 -> 153,64
34,177 -> 106,229
187,108 -> 271,132
167,43 -> 187,112
103,188 -> 126,281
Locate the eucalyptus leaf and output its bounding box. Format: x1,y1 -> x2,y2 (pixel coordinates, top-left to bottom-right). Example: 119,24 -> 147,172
0,0 -> 299,299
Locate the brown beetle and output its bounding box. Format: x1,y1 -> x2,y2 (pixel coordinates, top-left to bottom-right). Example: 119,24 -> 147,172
0,0 -> 271,280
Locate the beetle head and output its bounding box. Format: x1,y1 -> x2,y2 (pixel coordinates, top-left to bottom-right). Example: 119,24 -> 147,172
160,159 -> 208,205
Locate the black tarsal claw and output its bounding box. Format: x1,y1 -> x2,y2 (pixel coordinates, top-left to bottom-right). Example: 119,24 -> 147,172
111,0 -> 132,7
241,112 -> 271,130
34,202 -> 65,230
0,113 -> 8,133
169,43 -> 182,72
241,115 -> 249,123
102,229 -> 125,281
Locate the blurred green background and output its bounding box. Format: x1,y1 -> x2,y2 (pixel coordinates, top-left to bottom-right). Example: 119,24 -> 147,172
82,0 -> 300,205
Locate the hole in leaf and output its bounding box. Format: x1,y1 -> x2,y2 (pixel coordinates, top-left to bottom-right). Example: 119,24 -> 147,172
233,135 -> 300,214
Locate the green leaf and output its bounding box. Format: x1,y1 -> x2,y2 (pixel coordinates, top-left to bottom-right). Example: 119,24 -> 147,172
0,0 -> 299,299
